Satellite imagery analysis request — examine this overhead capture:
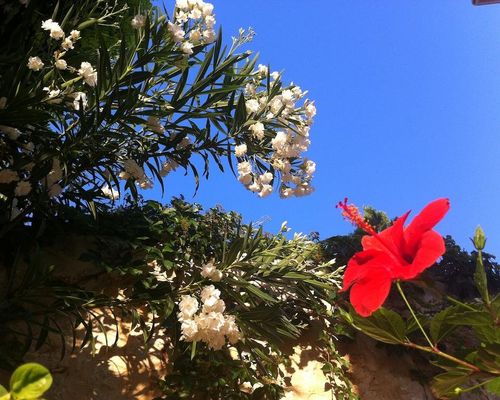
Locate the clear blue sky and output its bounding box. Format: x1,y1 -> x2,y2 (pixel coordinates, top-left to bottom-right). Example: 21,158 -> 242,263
148,1 -> 500,255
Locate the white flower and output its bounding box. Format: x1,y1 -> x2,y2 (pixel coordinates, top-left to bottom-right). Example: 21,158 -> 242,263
270,71 -> 280,81
123,159 -> 145,180
249,122 -> 265,140
14,181 -> 31,197
245,99 -> 259,114
160,159 -> 178,177
48,184 -> 63,198
46,158 -> 63,186
131,14 -> 146,29
304,160 -> 316,176
70,30 -> 81,41
202,298 -> 225,314
204,15 -> 216,28
202,3 -> 214,16
139,178 -> 153,189
259,184 -> 273,198
41,19 -> 64,40
119,171 -> 130,180
189,29 -> 202,42
101,184 -> 119,200
43,87 -> 60,99
271,131 -> 287,150
201,285 -> 220,303
202,29 -> 216,43
238,173 -> 252,185
281,89 -> 294,105
146,116 -> 165,133
168,22 -> 185,43
248,181 -> 260,193
245,83 -> 256,96
72,92 -> 87,110
234,143 -> 247,157
61,37 -> 74,50
78,62 -> 97,87
223,315 -> 241,344
0,169 -> 19,184
27,56 -> 44,71
201,262 -> 223,282
237,161 -> 252,176
305,101 -> 317,119
178,295 -> 199,320
181,41 -> 194,55
201,311 -> 225,331
280,187 -> 294,198
176,0 -> 189,10
259,171 -> 273,184
269,97 -> 283,115
189,7 -> 202,19
180,319 -> 199,341
54,58 -> 67,70
257,64 -> 268,76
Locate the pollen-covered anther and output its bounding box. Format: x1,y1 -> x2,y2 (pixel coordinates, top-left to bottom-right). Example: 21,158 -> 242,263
336,198 -> 377,236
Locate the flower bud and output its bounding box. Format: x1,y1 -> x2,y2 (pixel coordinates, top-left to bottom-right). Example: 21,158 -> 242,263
473,226 -> 486,251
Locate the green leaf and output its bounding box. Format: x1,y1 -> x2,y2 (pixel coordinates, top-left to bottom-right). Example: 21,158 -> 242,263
0,385 -> 8,396
485,377 -> 500,396
10,363 -> 53,400
350,307 -> 407,344
431,370 -> 470,399
430,306 -> 459,344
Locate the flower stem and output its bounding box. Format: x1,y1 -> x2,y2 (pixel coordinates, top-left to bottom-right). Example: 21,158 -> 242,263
396,281 -> 434,348
404,342 -> 481,373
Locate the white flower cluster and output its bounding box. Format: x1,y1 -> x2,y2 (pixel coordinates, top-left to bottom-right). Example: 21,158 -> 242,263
178,285 -> 241,350
236,65 -> 317,198
27,20 -> 96,108
119,159 -> 152,189
166,0 -> 216,55
200,261 -> 222,281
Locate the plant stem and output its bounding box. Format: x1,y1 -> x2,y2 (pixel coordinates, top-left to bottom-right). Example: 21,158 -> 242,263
446,296 -> 477,311
404,342 -> 481,373
396,281 -> 434,348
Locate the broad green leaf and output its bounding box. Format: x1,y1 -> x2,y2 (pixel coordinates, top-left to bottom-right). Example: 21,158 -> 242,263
476,344 -> 500,374
431,371 -> 470,399
430,306 -> 459,344
485,377 -> 500,396
10,363 -> 52,400
351,307 -> 406,345
0,385 -> 8,396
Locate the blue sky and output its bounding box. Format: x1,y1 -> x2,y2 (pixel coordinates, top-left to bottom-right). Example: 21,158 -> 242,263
148,1 -> 500,255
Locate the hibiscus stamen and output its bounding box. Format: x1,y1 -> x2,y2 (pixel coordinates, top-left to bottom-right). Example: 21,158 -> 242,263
337,198 -> 378,236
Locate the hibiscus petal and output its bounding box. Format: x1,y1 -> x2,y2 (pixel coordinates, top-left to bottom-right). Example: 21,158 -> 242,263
398,230 -> 445,280
362,211 -> 410,257
404,198 -> 450,255
341,250 -> 376,291
350,266 -> 392,317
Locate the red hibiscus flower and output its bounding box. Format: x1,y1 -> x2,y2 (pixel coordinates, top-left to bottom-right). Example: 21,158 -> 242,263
338,198 -> 450,317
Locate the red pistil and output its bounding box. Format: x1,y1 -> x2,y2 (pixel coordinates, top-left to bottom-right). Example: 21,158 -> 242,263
337,198 -> 378,236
